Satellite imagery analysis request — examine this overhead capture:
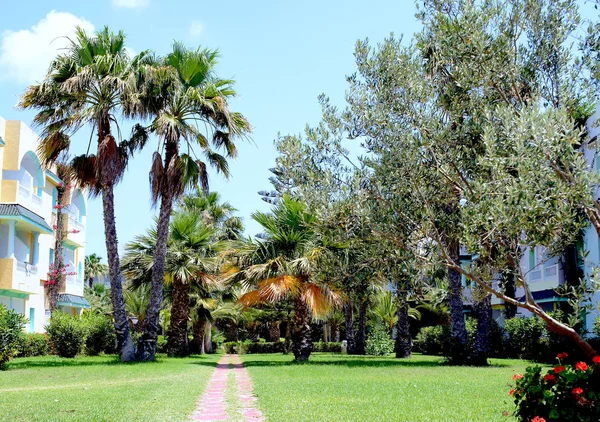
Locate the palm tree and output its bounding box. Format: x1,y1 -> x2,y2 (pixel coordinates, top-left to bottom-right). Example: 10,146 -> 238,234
124,285 -> 150,332
18,26 -> 151,362
138,43 -> 250,361
85,253 -> 109,289
232,196 -> 340,362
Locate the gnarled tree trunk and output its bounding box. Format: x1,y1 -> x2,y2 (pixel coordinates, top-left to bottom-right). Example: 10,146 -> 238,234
191,316 -> 206,354
167,277 -> 190,357
102,184 -> 135,362
204,322 -> 212,353
502,271 -> 517,319
472,292 -> 491,366
446,238 -> 468,365
395,295 -> 412,358
291,296 -> 312,361
47,180 -> 68,312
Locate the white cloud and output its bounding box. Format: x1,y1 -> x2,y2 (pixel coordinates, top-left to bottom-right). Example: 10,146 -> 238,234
0,11 -> 94,85
112,0 -> 149,9
189,21 -> 203,38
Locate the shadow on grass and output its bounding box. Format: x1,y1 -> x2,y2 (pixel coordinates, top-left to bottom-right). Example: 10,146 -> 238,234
6,354 -> 220,370
241,355 -> 512,369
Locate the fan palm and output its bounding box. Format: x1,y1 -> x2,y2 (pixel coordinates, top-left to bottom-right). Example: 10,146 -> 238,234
18,26 -> 151,362
232,196 -> 340,362
370,290 -> 421,337
124,284 -> 151,332
138,43 -> 250,360
85,253 -> 109,289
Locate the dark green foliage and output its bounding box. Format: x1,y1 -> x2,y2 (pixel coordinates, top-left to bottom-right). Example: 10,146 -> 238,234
414,325 -> 449,356
45,312 -> 86,358
0,305 -> 27,369
511,359 -> 600,422
593,314 -> 600,338
465,317 -> 505,359
365,325 -> 394,356
83,313 -> 116,356
221,340 -> 285,354
312,342 -> 342,353
16,333 -> 51,357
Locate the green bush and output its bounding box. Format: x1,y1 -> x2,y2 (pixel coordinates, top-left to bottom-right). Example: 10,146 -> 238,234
504,316 -> 546,361
222,341 -> 237,354
0,305 -> 27,369
157,335 -> 168,353
313,342 -> 342,353
16,333 -> 51,357
414,325 -> 449,356
365,325 -> 394,356
83,313 -> 116,356
45,311 -> 86,358
465,317 -> 506,359
511,355 -> 600,422
592,313 -> 599,338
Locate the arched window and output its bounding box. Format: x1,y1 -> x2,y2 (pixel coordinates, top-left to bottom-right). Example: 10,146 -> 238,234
19,151 -> 44,197
70,189 -> 87,223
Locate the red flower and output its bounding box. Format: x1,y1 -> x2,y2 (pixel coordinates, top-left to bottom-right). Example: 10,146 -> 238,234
593,356 -> 600,364
512,374 -> 523,380
572,387 -> 583,395
554,366 -> 565,374
556,352 -> 568,360
531,417 -> 546,422
509,389 -> 515,396
543,374 -> 555,382
575,362 -> 588,371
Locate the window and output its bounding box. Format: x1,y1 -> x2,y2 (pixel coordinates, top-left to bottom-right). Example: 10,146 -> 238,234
49,248 -> 54,266
51,188 -> 58,209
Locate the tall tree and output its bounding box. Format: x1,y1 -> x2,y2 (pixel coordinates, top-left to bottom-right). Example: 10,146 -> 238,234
85,253 -> 109,289
19,27 -> 150,361
138,43 -> 250,361
233,196 -> 340,362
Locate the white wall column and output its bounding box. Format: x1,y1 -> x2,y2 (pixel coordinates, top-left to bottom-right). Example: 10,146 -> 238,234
7,220 -> 16,258
31,232 -> 39,265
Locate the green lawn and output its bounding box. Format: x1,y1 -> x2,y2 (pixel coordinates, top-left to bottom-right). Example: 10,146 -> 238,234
0,354 -> 220,422
242,353 -> 531,422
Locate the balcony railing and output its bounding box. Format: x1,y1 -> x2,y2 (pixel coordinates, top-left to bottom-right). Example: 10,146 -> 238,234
527,264 -> 559,284
17,184 -> 43,207
69,216 -> 85,232
16,261 -> 38,276
32,194 -> 42,206
18,184 -> 30,198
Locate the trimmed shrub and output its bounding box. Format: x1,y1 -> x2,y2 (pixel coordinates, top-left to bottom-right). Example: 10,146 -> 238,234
0,305 -> 27,369
465,317 -> 506,359
45,311 -> 86,358
510,354 -> 600,422
313,342 -> 342,353
222,341 -> 237,354
504,316 -> 546,361
157,335 -> 168,353
594,314 -> 600,338
247,341 -> 284,354
83,313 -> 116,356
365,325 -> 394,356
414,325 -> 449,356
16,333 -> 51,357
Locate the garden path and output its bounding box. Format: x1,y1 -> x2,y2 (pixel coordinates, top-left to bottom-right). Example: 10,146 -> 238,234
192,354 -> 265,421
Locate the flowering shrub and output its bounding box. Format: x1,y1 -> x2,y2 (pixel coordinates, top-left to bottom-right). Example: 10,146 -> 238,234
16,333 -> 51,357
510,353 -> 600,421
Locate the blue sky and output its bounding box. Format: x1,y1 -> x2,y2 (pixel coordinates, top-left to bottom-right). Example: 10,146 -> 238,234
0,0 -> 420,261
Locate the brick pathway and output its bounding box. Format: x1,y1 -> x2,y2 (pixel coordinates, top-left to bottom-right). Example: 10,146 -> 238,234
192,354 -> 265,421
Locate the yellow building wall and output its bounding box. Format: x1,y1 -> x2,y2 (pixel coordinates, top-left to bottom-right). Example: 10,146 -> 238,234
0,259 -> 14,290
0,180 -> 16,202
3,121 -> 22,170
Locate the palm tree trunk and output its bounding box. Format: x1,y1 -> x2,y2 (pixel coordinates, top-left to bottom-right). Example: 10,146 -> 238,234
269,321 -> 281,342
204,322 -> 212,353
102,183 -> 135,362
332,324 -> 341,342
284,318 -> 292,354
472,291 -> 491,366
47,184 -> 67,312
88,277 -> 94,289
291,296 -> 313,361
395,295 -> 412,358
446,238 -> 468,365
167,277 -> 190,357
344,302 -> 356,354
192,317 -> 206,354
354,300 -> 367,355
140,142 -> 178,361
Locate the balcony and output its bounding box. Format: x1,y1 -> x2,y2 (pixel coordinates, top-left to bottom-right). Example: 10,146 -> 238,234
17,183 -> 43,211
526,264 -> 560,291
0,258 -> 39,294
51,213 -> 86,247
